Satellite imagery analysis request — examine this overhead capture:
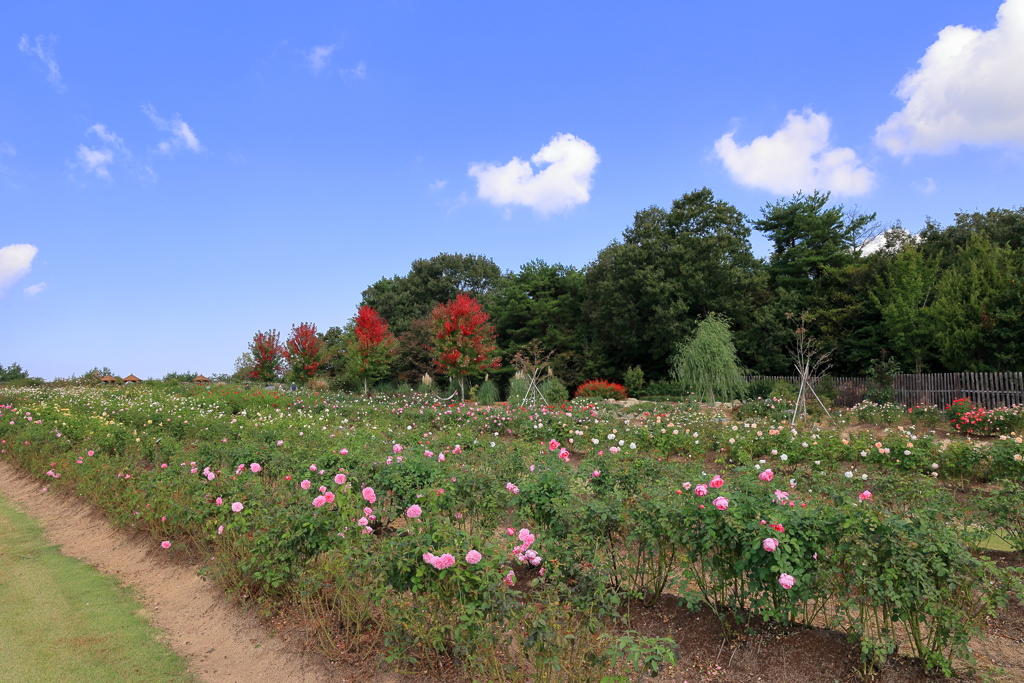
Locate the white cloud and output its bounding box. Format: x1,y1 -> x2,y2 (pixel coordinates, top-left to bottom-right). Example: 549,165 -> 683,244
24,282 -> 46,296
0,244 -> 38,294
714,109 -> 876,196
88,124 -> 126,151
18,35 -> 64,91
307,44 -> 336,72
876,0 -> 1024,156
916,177 -> 937,194
469,133 -> 600,216
429,179 -> 447,190
77,145 -> 114,179
341,61 -> 367,79
0,142 -> 15,156
142,104 -> 203,153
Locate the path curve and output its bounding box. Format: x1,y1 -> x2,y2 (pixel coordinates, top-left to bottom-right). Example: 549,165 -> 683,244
0,460 -> 403,683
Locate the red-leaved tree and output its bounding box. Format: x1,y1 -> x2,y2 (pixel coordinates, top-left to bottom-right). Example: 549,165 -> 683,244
284,322 -> 324,382
346,306 -> 398,394
430,293 -> 500,400
248,329 -> 284,382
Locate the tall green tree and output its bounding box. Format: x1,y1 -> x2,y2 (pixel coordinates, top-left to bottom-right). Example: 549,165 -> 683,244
755,191 -> 874,292
583,187 -> 763,378
871,245 -> 938,373
488,260 -> 586,385
929,234 -> 1016,371
360,253 -> 502,335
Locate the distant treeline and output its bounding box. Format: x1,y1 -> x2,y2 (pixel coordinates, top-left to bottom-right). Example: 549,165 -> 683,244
318,187 -> 1024,389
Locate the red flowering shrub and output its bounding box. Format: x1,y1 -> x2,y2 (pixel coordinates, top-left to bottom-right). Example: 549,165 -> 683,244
574,379 -> 628,400
946,396 -> 1024,435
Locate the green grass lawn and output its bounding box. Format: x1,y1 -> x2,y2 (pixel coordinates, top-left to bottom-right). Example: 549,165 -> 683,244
0,493 -> 195,683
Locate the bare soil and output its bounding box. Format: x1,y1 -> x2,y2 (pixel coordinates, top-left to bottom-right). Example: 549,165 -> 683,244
3,458 -> 1024,682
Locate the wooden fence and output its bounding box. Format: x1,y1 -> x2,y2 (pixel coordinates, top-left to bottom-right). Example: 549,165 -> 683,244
744,375 -> 868,408
892,372 -> 1024,409
746,372 -> 1024,409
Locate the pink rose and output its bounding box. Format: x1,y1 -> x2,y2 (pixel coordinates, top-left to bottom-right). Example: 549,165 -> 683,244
250,462 -> 262,473
503,570 -> 516,586
407,504 -> 422,519
762,537 -> 779,552
312,495 -> 326,508
759,469 -> 774,482
694,484 -> 708,497
362,487 -> 376,503
712,496 -> 729,511
774,489 -> 790,502
549,439 -> 560,451
859,490 -> 872,501
335,473 -> 347,485
358,517 -> 368,526
161,541 -> 171,549
709,475 -> 724,488
324,491 -> 335,503
778,573 -> 796,590
466,549 -> 482,564
231,502 -> 243,513
215,497 -> 223,506
392,444 -> 403,454
300,479 -> 311,490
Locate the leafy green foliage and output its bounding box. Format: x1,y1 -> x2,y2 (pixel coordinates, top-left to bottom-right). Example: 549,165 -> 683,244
670,313 -> 745,404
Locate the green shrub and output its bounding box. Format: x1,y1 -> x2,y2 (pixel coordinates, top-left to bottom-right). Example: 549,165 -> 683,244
623,366 -> 645,396
475,379 -> 500,405
538,376 -> 569,403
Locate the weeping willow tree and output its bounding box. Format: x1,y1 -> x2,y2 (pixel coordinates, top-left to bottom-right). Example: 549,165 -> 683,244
670,313 -> 745,405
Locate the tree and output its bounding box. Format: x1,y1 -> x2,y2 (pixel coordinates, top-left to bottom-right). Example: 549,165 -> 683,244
755,191 -> 874,292
284,322 -> 324,382
929,234 -> 1014,371
232,353 -> 254,382
670,313 -> 745,405
583,187 -> 763,378
360,253 -> 503,335
871,245 -> 938,373
346,306 -> 398,394
0,362 -> 30,382
248,329 -> 284,382
488,260 -> 586,385
430,293 -> 500,400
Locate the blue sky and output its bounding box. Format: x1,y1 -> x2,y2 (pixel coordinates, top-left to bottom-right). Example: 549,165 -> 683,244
3,1 -> 1023,379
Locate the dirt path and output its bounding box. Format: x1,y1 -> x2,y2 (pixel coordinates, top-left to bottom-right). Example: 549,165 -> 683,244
0,460 -> 406,683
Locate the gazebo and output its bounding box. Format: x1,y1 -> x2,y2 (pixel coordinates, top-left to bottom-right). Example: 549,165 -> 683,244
100,375 -> 117,385
124,374 -> 141,384
193,375 -> 210,385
